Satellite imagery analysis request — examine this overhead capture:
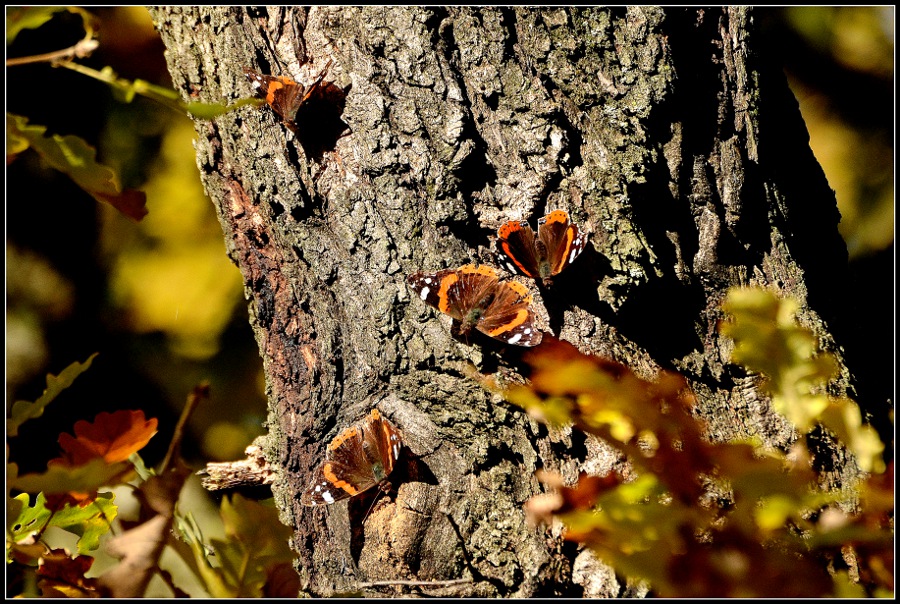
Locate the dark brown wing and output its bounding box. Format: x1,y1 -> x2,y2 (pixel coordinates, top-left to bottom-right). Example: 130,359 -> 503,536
497,220 -> 541,278
243,60 -> 333,126
301,462 -> 356,506
538,210 -> 586,277
301,423 -> 378,506
476,279 -> 542,347
362,409 -> 402,479
408,265 -> 540,345
407,265 -> 499,322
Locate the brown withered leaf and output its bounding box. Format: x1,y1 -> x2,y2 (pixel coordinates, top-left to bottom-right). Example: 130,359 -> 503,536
98,461 -> 191,598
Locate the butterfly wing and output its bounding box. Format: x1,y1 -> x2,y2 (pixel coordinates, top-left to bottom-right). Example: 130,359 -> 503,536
538,210 -> 586,277
301,409 -> 402,507
407,267 -> 466,321
243,68 -> 278,100
244,70 -> 297,119
497,220 -> 541,278
476,279 -> 542,347
407,265 -> 498,323
408,265 -> 539,345
302,59 -> 333,103
362,409 -> 402,480
244,62 -> 334,128
301,461 -> 356,506
301,424 -> 378,506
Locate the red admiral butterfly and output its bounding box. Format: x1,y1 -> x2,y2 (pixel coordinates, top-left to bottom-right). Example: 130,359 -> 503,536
301,409 -> 402,507
497,210 -> 587,286
243,59 -> 333,131
407,264 -> 543,347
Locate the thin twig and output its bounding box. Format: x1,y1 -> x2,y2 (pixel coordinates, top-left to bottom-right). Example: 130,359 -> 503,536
160,383 -> 209,474
6,38 -> 98,67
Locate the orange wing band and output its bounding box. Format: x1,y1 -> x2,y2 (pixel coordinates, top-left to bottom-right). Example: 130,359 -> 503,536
487,308 -> 529,336
323,463 -> 359,495
438,273 -> 459,313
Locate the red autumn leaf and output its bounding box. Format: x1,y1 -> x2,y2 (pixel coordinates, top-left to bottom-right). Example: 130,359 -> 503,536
263,562 -> 302,598
37,548 -> 101,598
93,188 -> 148,222
526,471 -> 623,528
51,410 -> 158,467
558,472 -> 622,512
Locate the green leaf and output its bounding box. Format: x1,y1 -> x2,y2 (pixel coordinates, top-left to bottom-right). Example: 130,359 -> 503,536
558,474 -> 695,588
7,353 -> 98,437
721,288 -> 819,384
12,459 -> 132,495
187,98 -> 260,120
721,288 -> 886,470
831,570 -> 868,598
221,494 -> 293,563
47,492 -> 117,553
819,399 -> 886,473
129,452 -> 154,481
722,288 -> 836,430
7,122 -> 30,157
174,495 -> 295,598
6,114 -> 147,221
210,537 -> 269,597
8,492 -> 52,544
5,6 -> 67,44
754,494 -> 798,531
175,513 -> 235,598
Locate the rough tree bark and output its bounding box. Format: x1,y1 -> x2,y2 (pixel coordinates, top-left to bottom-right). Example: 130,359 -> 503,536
149,6 -> 876,597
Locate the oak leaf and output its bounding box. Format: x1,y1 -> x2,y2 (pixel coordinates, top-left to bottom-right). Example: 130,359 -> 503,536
51,409 -> 158,467
37,548 -> 101,598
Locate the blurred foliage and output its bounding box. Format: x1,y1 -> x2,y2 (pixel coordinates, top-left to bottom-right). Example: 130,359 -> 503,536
766,6 -> 894,259
101,117 -> 245,360
173,496 -> 300,598
782,6 -> 893,78
507,287 -> 892,598
6,375 -> 298,598
6,8 -> 147,221
6,9 -> 270,597
720,289 -> 884,472
7,112 -> 148,220
5,7 -> 889,458
7,354 -> 96,438
6,6 -> 73,44
6,6 -> 266,470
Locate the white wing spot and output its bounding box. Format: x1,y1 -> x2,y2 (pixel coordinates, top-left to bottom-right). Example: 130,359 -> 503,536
508,333 -> 523,345
419,286 -> 430,301
423,277 -> 433,284
322,490 -> 335,504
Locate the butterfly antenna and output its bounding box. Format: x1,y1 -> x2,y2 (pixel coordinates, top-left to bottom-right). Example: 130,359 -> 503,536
361,482 -> 392,524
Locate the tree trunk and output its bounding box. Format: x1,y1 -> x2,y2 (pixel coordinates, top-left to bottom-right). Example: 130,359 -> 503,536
149,6 -> 873,597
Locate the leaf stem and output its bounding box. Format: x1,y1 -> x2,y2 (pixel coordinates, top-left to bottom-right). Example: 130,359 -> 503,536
6,37 -> 99,67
